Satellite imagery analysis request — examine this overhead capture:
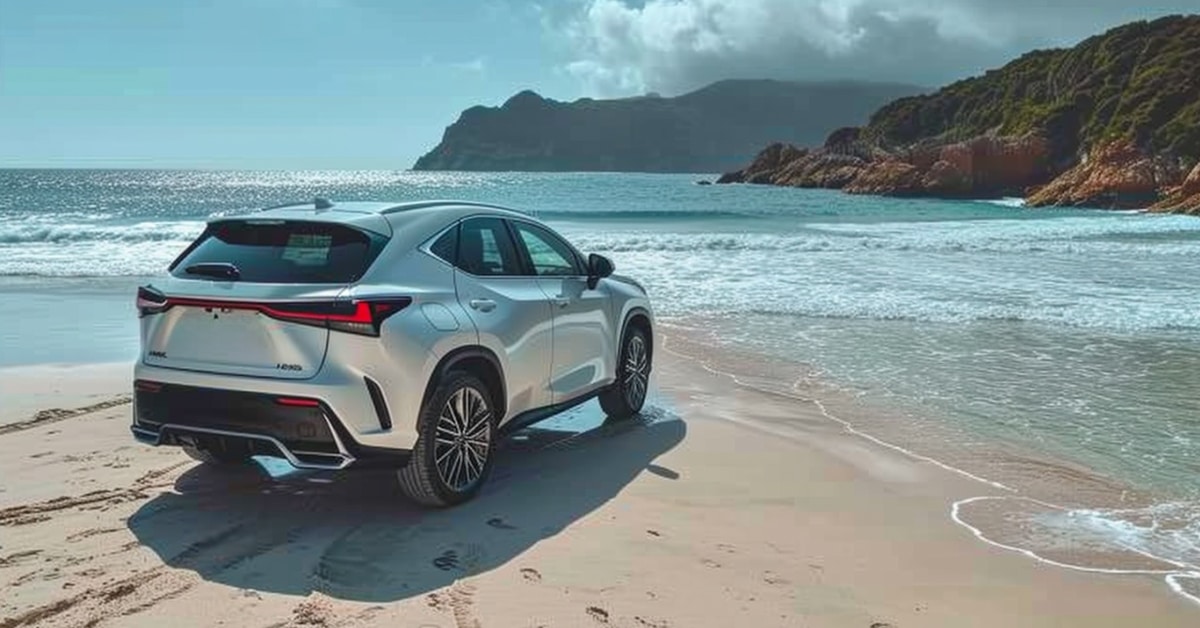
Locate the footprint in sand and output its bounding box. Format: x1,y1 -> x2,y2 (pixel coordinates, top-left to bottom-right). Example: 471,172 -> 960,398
586,606 -> 610,623
701,558 -> 721,568
635,617 -> 670,628
426,591 -> 450,612
520,567 -> 542,583
486,517 -> 516,530
433,550 -> 459,571
763,571 -> 790,585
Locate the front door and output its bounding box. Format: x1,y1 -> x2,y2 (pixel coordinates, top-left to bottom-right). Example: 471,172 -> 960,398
508,220 -> 614,403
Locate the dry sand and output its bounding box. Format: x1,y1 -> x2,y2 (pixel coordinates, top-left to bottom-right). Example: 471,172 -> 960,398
1,339 -> 1197,627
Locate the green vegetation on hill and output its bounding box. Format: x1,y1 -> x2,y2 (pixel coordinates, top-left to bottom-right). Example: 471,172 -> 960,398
864,15 -> 1200,167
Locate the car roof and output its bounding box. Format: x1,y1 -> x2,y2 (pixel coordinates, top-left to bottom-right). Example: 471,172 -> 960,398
260,198 -> 528,218
226,199 -> 538,238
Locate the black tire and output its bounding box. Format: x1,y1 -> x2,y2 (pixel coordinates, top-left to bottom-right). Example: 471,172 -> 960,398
398,371 -> 498,507
182,443 -> 254,466
600,326 -> 650,419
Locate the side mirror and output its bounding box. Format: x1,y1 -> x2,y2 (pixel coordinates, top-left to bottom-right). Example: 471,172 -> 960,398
587,253 -> 614,289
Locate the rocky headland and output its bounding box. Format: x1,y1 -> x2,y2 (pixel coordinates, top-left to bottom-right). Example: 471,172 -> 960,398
719,16 -> 1200,214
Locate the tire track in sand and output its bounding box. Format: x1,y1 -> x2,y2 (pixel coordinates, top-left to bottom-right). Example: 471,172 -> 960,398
0,515 -> 313,628
0,461 -> 190,527
0,397 -> 132,437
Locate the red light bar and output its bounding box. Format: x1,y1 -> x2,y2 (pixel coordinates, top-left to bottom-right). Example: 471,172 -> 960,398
276,397 -> 320,407
134,380 -> 163,393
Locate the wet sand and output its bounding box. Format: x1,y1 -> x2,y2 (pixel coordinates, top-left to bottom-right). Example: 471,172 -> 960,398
1,339 -> 1196,627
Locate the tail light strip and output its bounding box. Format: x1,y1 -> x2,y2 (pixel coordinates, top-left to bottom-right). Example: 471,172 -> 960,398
136,287 -> 410,337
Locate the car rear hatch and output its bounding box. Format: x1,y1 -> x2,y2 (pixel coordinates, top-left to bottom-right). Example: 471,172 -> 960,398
138,215 -> 390,380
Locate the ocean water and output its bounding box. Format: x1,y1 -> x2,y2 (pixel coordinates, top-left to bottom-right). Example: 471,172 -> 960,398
3,169 -> 1200,600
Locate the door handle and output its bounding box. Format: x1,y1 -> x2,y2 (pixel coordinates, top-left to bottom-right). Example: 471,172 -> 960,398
551,296 -> 570,308
468,298 -> 496,312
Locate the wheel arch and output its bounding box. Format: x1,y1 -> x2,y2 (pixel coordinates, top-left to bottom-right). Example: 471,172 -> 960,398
422,345 -> 508,420
619,306 -> 654,372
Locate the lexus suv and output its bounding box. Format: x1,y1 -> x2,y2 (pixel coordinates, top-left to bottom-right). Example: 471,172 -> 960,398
132,199 -> 654,506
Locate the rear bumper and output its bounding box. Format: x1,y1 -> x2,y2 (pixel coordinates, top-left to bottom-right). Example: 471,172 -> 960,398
132,359 -> 422,451
132,380 -> 410,470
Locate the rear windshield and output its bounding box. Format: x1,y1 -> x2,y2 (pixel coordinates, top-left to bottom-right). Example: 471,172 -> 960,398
170,220 -> 388,283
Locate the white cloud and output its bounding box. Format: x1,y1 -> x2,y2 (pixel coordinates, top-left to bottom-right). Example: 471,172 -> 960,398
449,57 -> 488,73
553,0 -> 1200,96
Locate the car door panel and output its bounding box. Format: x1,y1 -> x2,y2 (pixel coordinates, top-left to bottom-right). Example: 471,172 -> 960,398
537,276 -> 614,401
451,218 -> 554,421
508,220 -> 615,404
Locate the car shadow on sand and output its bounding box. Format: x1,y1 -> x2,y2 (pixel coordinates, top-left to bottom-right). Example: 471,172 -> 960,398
126,401 -> 686,602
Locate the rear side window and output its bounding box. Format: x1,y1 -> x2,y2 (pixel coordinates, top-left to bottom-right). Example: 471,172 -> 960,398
455,218 -> 521,276
171,220 -> 388,283
429,225 -> 458,265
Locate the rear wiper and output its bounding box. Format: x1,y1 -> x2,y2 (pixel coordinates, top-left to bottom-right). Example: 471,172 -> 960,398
185,262 -> 241,280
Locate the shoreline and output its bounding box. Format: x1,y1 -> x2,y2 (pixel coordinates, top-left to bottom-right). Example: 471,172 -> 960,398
1,335 -> 1197,625
660,321 -> 1200,589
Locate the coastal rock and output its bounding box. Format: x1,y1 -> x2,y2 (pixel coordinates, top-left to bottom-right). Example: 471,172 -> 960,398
774,151 -> 867,188
844,160 -> 924,196
716,143 -> 808,184
720,132 -> 1050,198
1026,140 -> 1182,209
1151,162 -> 1200,215
925,135 -> 1050,197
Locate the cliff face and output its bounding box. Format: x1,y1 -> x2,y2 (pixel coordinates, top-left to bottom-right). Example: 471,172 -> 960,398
413,80 -> 924,173
720,16 -> 1200,213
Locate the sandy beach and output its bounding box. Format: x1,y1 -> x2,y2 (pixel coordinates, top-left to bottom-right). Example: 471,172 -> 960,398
0,332 -> 1196,627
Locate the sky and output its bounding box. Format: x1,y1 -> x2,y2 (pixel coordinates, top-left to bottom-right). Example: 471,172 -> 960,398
1,0 -> 1197,169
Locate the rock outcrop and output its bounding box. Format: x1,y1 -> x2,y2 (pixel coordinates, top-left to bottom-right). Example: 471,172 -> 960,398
1151,163 -> 1200,215
414,80 -> 923,173
1026,140 -> 1183,209
718,16 -> 1200,214
719,133 -> 1052,199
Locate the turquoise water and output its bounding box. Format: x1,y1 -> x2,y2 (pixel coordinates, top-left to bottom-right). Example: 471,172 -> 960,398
3,169 -> 1200,584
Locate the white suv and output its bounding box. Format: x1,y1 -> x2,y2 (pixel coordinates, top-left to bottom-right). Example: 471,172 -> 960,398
132,199 -> 654,506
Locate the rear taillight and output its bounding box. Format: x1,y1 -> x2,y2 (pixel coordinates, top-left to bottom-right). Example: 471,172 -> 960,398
136,286 -> 168,318
137,295 -> 412,337
266,298 -> 412,336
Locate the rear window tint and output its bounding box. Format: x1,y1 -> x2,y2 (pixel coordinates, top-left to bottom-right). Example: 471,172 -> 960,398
171,221 -> 388,283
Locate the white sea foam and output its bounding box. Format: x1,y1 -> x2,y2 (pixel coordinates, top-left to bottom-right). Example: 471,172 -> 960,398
978,197 -> 1027,208
0,220 -> 205,244
951,496 -> 1200,606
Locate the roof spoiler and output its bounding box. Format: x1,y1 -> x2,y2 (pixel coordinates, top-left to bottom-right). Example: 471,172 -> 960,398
258,197 -> 334,212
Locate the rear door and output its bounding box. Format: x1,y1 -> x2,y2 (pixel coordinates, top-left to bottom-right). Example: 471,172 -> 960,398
446,217 -> 554,418
140,219 -> 387,380
508,219 -> 614,403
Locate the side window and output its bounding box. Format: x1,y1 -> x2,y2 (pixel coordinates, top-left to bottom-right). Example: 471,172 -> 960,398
429,225 -> 457,265
511,222 -> 583,276
456,218 -> 521,276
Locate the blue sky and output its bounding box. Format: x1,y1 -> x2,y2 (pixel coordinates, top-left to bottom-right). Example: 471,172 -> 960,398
2,0 -> 1195,169
0,0 -> 573,168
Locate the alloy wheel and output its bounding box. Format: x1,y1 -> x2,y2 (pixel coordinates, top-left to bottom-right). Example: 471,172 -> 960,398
624,334 -> 649,409
433,386 -> 492,491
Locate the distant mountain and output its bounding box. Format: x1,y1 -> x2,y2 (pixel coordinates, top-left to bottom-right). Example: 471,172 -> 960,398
412,80 -> 925,173
719,15 -> 1200,214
